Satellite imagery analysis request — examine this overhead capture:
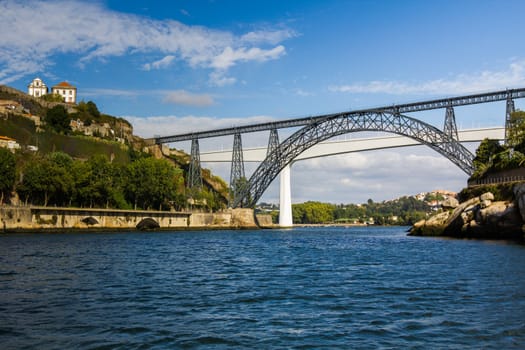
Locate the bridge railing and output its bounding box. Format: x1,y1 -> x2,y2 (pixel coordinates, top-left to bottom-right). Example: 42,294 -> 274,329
468,175 -> 525,187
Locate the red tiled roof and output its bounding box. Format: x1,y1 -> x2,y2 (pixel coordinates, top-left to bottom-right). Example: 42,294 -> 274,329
54,81 -> 75,88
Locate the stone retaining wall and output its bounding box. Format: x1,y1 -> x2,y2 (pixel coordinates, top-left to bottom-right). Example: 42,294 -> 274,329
0,206 -> 257,232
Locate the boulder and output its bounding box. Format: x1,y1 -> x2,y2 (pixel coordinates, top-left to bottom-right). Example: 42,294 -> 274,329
513,183 -> 525,222
409,211 -> 450,236
478,201 -> 509,224
480,192 -> 495,201
415,194 -> 524,240
441,197 -> 459,209
480,199 -> 492,209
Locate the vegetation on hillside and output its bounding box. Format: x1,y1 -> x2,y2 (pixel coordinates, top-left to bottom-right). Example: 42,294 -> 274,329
471,110 -> 525,179
0,148 -> 16,204
13,151 -> 195,211
0,87 -> 228,210
290,197 -> 430,225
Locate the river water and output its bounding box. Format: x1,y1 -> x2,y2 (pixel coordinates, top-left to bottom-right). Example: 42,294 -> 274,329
1,227 -> 525,349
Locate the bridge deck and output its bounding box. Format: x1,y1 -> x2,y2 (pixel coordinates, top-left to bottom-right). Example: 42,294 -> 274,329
199,127 -> 504,162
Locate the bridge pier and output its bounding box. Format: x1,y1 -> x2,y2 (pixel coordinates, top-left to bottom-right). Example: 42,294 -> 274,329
187,138 -> 203,189
279,163 -> 293,227
230,132 -> 246,207
505,94 -> 516,144
444,106 -> 459,140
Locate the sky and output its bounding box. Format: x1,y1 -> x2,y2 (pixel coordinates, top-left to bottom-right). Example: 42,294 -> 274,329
1,0 -> 525,204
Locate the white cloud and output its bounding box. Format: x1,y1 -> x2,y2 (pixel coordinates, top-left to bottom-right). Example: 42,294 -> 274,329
143,55 -> 176,71
0,0 -> 293,84
210,45 -> 286,70
82,88 -> 140,97
286,149 -> 467,204
162,90 -> 214,107
125,114 -> 277,138
209,71 -> 237,87
240,29 -> 297,45
329,60 -> 525,95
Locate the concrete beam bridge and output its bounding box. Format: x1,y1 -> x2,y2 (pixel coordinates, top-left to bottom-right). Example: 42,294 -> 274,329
148,88 -> 524,227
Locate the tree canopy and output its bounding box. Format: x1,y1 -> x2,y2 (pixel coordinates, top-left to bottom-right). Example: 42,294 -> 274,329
15,152 -> 191,210
471,110 -> 525,179
0,148 -> 16,203
45,105 -> 71,134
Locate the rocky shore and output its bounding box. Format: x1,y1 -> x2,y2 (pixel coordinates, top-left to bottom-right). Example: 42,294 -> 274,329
409,183 -> 525,240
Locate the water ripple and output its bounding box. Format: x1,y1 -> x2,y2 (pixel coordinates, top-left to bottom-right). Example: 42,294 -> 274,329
1,227 -> 525,349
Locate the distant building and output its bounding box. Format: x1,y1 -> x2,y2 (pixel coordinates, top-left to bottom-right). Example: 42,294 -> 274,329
27,77 -> 48,98
52,81 -> 77,104
0,136 -> 20,152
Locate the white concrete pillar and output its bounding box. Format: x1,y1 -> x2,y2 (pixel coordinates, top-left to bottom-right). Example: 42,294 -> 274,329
279,163 -> 293,227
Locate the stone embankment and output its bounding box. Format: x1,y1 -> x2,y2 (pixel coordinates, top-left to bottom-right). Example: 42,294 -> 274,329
0,206 -> 260,232
410,183 -> 525,240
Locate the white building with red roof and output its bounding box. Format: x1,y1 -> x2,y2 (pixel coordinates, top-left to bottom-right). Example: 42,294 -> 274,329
52,81 -> 77,104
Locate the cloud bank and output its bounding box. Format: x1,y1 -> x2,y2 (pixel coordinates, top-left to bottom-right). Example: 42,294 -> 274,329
0,0 -> 295,84
329,61 -> 525,95
162,90 -> 214,107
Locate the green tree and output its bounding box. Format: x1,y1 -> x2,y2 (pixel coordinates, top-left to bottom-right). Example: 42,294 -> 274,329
40,93 -> 64,103
472,138 -> 505,178
126,157 -> 184,210
45,105 -> 71,134
18,155 -> 73,206
86,101 -> 101,119
0,148 -> 16,203
508,110 -> 525,152
292,201 -> 334,224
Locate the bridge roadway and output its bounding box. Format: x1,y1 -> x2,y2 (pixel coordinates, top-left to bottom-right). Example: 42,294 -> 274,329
199,127 -> 504,162
198,126 -> 504,227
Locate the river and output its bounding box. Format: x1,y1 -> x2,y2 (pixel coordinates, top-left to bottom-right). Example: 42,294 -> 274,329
1,227 -> 524,349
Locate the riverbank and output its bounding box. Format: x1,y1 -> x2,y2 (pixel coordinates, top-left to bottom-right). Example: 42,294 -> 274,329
409,182 -> 525,241
0,206 -> 264,232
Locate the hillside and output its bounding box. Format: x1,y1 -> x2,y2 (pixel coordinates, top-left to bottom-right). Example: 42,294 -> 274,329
0,85 -> 229,210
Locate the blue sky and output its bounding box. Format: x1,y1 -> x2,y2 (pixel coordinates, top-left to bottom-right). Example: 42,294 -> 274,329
1,0 -> 525,204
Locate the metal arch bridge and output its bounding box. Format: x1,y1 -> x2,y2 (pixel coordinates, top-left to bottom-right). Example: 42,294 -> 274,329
150,88 -> 525,209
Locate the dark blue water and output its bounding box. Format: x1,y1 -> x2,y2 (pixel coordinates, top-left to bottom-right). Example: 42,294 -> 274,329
1,227 -> 525,349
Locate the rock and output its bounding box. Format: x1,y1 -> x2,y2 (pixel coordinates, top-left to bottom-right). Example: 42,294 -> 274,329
478,201 -> 509,224
444,197 -> 480,234
513,183 -> 525,222
480,199 -> 492,209
409,211 -> 450,236
480,192 -> 495,201
411,184 -> 525,240
441,197 -> 459,209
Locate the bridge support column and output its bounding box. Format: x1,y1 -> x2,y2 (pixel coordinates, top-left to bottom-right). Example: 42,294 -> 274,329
279,163 -> 293,227
230,132 -> 246,207
267,128 -> 280,155
187,138 -> 202,189
444,106 -> 459,140
505,94 -> 515,144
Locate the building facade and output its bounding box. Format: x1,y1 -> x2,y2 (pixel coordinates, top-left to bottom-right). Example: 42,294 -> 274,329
0,136 -> 20,152
27,78 -> 48,98
51,81 -> 77,104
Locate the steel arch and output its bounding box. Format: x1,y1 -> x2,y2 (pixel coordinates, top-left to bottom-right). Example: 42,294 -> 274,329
234,110 -> 475,208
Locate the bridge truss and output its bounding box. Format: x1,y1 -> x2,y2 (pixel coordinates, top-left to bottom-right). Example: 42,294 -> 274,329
151,88 -> 525,208
233,111 -> 475,208
153,88 -> 525,144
